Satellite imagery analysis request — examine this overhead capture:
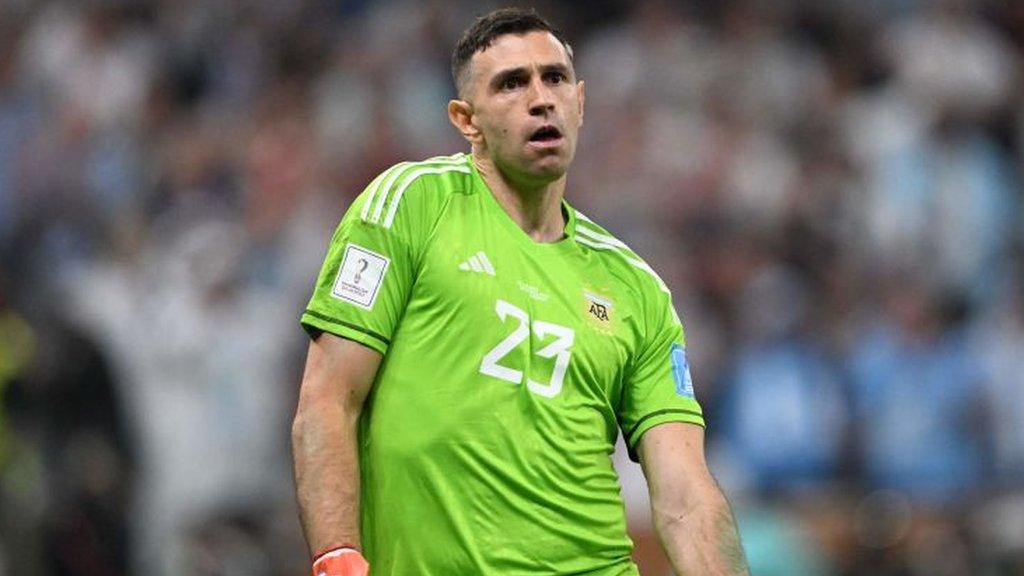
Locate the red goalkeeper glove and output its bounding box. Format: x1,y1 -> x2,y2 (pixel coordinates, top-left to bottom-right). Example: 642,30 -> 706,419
312,547 -> 369,576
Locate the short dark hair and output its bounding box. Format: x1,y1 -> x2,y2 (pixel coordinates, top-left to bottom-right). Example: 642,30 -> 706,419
451,7 -> 572,97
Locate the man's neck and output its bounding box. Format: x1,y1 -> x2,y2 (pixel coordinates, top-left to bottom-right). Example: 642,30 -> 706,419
473,153 -> 567,243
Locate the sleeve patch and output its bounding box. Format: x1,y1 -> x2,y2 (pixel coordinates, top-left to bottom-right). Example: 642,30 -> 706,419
670,343 -> 695,398
331,243 -> 390,310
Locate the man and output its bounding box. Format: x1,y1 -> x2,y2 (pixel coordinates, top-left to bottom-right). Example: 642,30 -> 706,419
293,8 -> 748,575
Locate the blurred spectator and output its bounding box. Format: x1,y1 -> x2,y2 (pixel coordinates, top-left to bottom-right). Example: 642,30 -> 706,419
65,215 -> 298,574
0,279 -> 38,575
854,109 -> 1017,302
971,261 -> 1024,484
714,264 -> 850,495
2,302 -> 133,576
883,1 -> 1016,119
848,276 -> 987,504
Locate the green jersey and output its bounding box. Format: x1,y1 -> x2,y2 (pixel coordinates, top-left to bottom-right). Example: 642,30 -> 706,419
301,153 -> 704,575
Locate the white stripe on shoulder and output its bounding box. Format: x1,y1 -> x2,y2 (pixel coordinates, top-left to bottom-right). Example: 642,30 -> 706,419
382,162 -> 471,228
574,232 -> 619,252
371,155 -> 468,223
576,223 -> 629,249
364,154 -> 468,224
360,163 -> 406,221
575,227 -> 670,293
574,210 -> 594,223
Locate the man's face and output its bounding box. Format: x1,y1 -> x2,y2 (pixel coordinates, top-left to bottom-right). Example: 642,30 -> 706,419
463,31 -> 584,186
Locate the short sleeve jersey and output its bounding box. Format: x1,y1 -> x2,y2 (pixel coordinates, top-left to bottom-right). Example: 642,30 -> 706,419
302,153 -> 705,575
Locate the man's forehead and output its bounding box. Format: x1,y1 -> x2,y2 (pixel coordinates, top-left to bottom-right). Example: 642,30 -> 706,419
471,30 -> 572,76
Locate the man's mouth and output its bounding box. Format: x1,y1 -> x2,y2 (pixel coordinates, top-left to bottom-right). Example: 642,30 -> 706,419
528,125 -> 563,143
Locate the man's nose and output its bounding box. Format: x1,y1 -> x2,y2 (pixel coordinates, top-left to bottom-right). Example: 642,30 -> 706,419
528,79 -> 555,116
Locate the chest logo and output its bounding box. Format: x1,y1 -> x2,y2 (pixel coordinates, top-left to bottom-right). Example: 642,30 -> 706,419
584,292 -> 613,324
457,251 -> 496,276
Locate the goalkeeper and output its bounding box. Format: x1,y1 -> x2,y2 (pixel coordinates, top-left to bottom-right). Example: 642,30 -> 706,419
292,7 -> 748,576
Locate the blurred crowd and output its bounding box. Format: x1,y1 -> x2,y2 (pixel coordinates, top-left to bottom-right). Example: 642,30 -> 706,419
0,0 -> 1022,575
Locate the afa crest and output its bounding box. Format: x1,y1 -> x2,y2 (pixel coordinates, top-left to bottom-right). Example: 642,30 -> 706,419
583,291 -> 614,329
588,301 -> 609,322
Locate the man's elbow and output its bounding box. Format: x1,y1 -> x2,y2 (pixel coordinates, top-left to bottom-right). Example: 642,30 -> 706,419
651,496 -> 699,533
291,402 -> 316,465
651,476 -> 729,530
291,406 -> 309,447
291,385 -> 328,455
291,389 -> 360,451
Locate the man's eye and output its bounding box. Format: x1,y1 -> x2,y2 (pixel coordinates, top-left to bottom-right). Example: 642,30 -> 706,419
545,72 -> 566,84
501,77 -> 524,90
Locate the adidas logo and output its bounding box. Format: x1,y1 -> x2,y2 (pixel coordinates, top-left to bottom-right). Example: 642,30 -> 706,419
458,251 -> 496,276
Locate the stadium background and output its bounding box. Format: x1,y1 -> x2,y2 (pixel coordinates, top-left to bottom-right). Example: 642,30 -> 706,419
1,0 -> 1022,574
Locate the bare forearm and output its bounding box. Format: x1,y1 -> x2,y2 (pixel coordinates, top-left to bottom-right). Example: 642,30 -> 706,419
654,487 -> 748,576
292,401 -> 362,557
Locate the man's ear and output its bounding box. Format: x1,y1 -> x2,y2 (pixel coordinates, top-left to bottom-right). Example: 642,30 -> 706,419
576,80 -> 585,128
448,99 -> 482,144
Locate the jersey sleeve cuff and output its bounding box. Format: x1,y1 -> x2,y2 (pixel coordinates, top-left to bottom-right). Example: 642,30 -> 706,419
300,309 -> 390,355
625,409 -> 705,462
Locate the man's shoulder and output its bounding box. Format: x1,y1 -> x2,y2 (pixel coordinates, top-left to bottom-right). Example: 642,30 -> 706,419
572,209 -> 671,298
355,153 -> 474,231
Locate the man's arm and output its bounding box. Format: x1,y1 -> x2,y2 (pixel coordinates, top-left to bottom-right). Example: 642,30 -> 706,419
291,332 -> 382,558
638,422 -> 749,575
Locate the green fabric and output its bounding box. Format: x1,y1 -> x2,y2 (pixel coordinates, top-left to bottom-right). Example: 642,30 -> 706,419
302,153 -> 704,575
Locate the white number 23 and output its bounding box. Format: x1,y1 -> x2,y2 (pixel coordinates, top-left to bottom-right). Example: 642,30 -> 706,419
479,299 -> 574,398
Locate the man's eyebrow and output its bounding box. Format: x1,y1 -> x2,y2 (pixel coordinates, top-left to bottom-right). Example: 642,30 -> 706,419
540,63 -> 571,77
